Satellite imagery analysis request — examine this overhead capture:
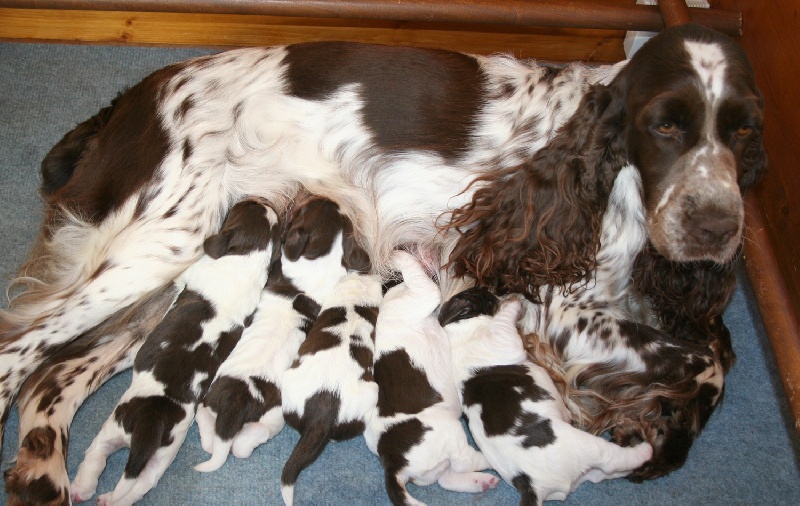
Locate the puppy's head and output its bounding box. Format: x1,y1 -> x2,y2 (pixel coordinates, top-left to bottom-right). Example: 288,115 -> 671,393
204,198 -> 279,259
283,197 -> 371,273
441,289 -> 525,370
438,286 -> 499,327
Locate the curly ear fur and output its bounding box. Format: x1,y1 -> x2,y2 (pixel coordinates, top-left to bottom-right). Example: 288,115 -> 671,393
633,243 -> 738,371
445,84 -> 628,300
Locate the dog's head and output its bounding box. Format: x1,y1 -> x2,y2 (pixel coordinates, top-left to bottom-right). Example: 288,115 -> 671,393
203,198 -> 280,259
283,196 -> 371,273
447,24 -> 764,298
617,23 -> 766,264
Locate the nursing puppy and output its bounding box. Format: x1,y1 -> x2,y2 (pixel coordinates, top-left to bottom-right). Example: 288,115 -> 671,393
280,271 -> 382,505
195,196 -> 369,472
442,289 -> 653,506
69,199 -> 280,505
366,250 -> 499,506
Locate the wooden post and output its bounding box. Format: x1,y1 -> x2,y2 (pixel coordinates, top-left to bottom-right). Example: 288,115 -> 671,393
658,0 -> 692,27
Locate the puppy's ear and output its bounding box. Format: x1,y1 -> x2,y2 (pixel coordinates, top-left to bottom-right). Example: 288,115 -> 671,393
438,287 -> 499,326
282,226 -> 309,262
438,297 -> 475,327
342,221 -> 371,273
203,230 -> 232,259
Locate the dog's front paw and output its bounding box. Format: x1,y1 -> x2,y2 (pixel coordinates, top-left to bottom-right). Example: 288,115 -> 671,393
3,426 -> 71,506
616,423 -> 693,482
69,475 -> 98,503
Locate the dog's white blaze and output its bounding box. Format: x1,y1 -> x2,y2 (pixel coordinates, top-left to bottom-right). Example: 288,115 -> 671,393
685,41 -> 727,104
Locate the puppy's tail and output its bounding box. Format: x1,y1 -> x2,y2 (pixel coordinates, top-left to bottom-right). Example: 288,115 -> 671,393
194,436 -> 233,473
511,474 -> 542,506
384,470 -> 419,506
121,396 -> 185,479
280,410 -> 335,505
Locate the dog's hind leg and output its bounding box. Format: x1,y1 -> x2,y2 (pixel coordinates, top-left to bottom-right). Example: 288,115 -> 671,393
70,419 -> 130,503
0,148 -> 230,452
436,468 -> 500,494
437,443 -> 499,494
231,409 -> 286,459
4,284 -> 177,505
99,409 -> 194,506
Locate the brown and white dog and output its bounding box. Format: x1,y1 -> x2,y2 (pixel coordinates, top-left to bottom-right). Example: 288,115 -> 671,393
366,250 -> 499,505
68,199 -> 280,505
195,196 -> 369,472
1,23 -> 766,500
441,290 -> 653,506
280,270 -> 382,506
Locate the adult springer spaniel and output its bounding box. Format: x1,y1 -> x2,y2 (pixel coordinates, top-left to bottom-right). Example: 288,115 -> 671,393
0,23 -> 765,503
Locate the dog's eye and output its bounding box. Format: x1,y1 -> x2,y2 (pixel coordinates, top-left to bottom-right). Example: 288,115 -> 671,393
736,126 -> 753,136
656,122 -> 678,135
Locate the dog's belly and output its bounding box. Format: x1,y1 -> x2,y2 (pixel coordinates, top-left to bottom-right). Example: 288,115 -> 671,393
156,47 -> 482,266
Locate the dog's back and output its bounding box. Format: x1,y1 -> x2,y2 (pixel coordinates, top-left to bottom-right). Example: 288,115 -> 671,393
280,272 -> 382,505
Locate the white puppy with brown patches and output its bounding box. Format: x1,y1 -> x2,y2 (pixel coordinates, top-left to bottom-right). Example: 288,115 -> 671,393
365,250 -> 499,506
279,270 -> 383,505
195,196 -> 369,472
69,199 -> 280,506
442,288 -> 653,506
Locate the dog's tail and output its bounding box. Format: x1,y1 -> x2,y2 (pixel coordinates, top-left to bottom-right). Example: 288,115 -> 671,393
194,435 -> 233,473
511,474 -> 542,506
280,408 -> 336,505
120,396 -> 185,480
384,469 -> 418,506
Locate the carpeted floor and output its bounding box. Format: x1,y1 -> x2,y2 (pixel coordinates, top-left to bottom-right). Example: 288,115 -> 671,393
1,42 -> 798,505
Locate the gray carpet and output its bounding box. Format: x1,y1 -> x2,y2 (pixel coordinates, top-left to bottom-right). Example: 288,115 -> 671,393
1,42 -> 798,505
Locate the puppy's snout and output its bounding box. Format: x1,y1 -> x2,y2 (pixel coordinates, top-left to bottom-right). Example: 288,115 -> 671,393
687,207 -> 739,247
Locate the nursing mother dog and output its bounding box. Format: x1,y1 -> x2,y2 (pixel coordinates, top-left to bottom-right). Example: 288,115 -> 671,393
0,23 -> 765,503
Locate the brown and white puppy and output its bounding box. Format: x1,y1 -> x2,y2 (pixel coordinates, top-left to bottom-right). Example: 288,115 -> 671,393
69,199 -> 279,505
280,270 -> 382,506
195,196 -> 369,472
442,289 -> 653,506
365,251 -> 499,505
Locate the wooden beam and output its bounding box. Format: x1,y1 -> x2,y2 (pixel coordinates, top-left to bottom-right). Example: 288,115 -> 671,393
657,0 -> 692,27
0,8 -> 627,61
0,0 -> 742,34
744,194 -> 800,431
715,0 -> 800,433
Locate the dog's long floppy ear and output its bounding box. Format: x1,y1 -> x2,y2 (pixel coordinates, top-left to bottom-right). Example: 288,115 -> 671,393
282,224 -> 309,262
632,242 -> 738,372
203,230 -> 232,259
445,82 -> 628,300
40,98 -> 118,196
341,220 -> 371,273
737,90 -> 768,191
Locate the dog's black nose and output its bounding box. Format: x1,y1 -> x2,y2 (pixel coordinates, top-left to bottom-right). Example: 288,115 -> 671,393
688,208 -> 739,246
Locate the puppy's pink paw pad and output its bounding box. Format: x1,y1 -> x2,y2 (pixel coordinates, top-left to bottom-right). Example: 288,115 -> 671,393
481,476 -> 501,491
